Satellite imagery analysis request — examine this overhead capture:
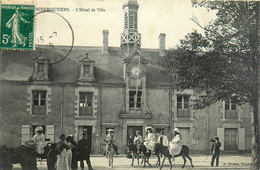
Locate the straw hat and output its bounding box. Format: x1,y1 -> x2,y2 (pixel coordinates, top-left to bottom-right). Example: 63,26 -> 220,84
35,126 -> 43,133
145,126 -> 153,131
107,129 -> 114,132
173,128 -> 180,133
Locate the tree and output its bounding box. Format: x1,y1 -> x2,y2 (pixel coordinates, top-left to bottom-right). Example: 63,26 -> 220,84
163,1 -> 259,169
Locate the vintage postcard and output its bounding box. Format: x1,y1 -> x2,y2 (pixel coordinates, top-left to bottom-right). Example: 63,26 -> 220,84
0,0 -> 258,169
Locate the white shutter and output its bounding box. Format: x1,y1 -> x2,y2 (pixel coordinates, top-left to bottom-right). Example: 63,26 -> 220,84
22,125 -> 31,144
46,125 -> 55,143
238,128 -> 245,150
217,128 -> 224,151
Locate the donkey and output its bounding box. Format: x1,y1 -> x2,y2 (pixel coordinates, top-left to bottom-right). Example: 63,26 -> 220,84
154,143 -> 194,169
0,145 -> 38,170
127,136 -> 140,166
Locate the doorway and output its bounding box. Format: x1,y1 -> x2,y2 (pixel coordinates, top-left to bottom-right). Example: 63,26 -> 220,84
179,127 -> 190,147
78,126 -> 92,153
224,128 -> 238,150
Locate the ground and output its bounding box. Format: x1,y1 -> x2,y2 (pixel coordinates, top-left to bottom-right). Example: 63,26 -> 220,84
12,154 -> 251,170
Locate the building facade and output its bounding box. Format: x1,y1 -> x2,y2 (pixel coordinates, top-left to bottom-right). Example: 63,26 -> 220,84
0,0 -> 252,154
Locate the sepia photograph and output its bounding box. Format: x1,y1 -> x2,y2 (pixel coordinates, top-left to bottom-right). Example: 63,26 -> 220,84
0,0 -> 259,169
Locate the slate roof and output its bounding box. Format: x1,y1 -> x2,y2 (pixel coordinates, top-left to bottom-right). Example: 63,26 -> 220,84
0,45 -> 171,86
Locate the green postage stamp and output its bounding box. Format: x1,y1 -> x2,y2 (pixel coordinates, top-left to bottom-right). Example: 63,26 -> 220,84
1,4 -> 35,50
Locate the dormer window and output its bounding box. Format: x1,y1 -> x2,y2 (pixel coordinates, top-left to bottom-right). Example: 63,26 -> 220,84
32,55 -> 50,81
78,53 -> 95,82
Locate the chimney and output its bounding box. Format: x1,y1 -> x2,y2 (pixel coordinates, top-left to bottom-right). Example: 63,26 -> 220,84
102,30 -> 109,55
159,33 -> 166,57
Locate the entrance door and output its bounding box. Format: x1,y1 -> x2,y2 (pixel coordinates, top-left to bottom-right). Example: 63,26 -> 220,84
179,127 -> 190,147
127,126 -> 143,145
78,126 -> 92,153
224,128 -> 237,150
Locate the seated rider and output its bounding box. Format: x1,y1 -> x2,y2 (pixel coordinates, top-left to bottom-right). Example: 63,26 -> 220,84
103,129 -> 120,155
169,128 -> 182,160
157,130 -> 168,147
133,130 -> 143,154
143,126 -> 156,153
32,126 -> 46,155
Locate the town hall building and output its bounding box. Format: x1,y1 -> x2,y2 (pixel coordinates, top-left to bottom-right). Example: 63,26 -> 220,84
0,0 -> 252,154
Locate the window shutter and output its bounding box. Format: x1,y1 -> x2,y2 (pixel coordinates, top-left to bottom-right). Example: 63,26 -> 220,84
217,128 -> 224,151
238,128 -> 245,150
46,125 -> 55,143
22,125 -> 31,145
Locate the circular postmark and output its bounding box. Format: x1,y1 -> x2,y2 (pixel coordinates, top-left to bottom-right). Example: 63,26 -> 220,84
26,11 -> 74,64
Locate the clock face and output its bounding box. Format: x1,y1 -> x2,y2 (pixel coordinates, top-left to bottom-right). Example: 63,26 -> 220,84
131,67 -> 140,76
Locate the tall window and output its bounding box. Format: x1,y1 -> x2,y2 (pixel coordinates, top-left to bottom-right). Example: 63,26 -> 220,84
83,65 -> 90,75
177,95 -> 189,109
37,63 -> 44,73
80,93 -> 93,107
177,95 -> 190,118
129,91 -> 142,109
225,99 -> 237,110
225,99 -> 238,119
32,91 -> 47,115
79,92 -> 93,115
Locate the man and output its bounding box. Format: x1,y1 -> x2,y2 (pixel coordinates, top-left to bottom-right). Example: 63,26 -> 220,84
211,136 -> 221,167
78,131 -> 94,170
46,143 -> 57,170
157,130 -> 168,147
70,135 -> 78,170
103,129 -> 120,155
133,130 -> 143,154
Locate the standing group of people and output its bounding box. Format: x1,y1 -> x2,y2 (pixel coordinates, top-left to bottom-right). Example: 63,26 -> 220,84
55,131 -> 94,170
31,126 -> 94,170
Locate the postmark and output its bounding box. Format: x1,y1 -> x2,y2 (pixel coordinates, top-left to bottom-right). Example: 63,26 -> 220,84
32,11 -> 74,64
0,4 -> 35,50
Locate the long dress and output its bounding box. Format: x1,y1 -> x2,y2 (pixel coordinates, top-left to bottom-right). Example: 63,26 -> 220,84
66,142 -> 73,170
144,133 -> 156,151
57,141 -> 69,170
32,133 -> 45,154
6,12 -> 27,45
169,134 -> 182,156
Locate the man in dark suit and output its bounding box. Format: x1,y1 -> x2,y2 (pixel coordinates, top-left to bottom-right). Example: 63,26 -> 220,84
78,131 -> 94,170
211,136 -> 221,167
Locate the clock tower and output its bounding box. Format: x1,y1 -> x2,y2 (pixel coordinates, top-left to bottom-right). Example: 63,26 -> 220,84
120,49 -> 150,117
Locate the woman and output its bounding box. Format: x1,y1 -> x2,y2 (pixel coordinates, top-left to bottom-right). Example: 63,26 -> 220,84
143,126 -> 156,153
6,7 -> 29,47
32,126 -> 46,155
169,128 -> 182,159
56,134 -> 68,170
66,136 -> 73,170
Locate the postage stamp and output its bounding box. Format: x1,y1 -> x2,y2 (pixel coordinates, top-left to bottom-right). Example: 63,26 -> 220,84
0,4 -> 35,50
